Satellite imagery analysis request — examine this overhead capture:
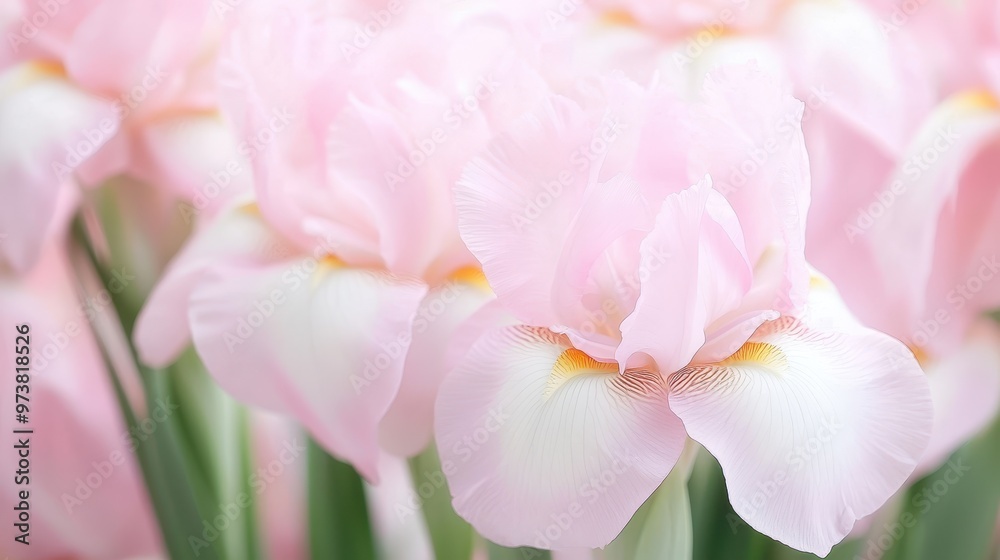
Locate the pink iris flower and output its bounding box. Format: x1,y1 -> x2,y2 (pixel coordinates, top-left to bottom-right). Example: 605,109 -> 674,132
133,0 -> 532,480
433,65 -> 932,556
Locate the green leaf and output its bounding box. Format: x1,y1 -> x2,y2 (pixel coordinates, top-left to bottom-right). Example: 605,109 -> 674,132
165,351 -> 264,560
76,217 -> 225,560
606,443 -> 695,560
91,337 -> 225,560
486,541 -> 551,560
409,444 -> 475,560
687,447 -> 754,560
235,407 -> 264,560
769,537 -> 864,560
307,438 -> 377,560
881,413 -> 1000,560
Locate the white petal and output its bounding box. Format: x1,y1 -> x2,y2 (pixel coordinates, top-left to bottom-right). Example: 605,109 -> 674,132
667,283 -> 932,555
189,258 -> 427,481
435,326 -> 686,549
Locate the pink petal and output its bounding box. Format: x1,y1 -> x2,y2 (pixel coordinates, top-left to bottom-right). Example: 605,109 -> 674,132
815,92 -> 1000,352
916,320 -> 1000,477
550,173 -> 655,360
0,63 -> 116,272
367,454 -> 435,560
325,93 -> 485,278
134,206 -> 298,368
0,244 -> 160,559
65,0 -> 207,108
455,94 -> 603,328
617,177 -> 752,375
252,412 -> 308,560
133,112 -> 252,218
690,63 -> 811,314
445,298 -> 521,372
379,273 -> 494,457
188,258 -> 427,481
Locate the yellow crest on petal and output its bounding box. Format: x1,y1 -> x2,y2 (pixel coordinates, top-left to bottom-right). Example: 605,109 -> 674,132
722,341 -> 788,373
545,347 -> 617,399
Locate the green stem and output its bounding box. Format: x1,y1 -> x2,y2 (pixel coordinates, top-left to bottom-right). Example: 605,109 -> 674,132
73,212 -> 223,560
237,407 -> 264,560
307,438 -> 377,560
409,444 -> 475,560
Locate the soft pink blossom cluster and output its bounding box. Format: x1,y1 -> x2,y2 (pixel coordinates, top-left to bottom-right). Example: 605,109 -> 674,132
2,0 -> 1000,557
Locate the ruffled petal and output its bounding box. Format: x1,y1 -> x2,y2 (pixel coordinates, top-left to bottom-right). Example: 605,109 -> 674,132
617,177 -> 752,374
